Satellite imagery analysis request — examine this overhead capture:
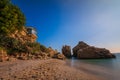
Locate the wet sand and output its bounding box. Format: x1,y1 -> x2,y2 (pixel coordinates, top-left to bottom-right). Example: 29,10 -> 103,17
0,59 -> 105,80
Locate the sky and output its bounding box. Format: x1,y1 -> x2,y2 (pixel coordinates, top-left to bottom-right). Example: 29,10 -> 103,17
11,0 -> 120,53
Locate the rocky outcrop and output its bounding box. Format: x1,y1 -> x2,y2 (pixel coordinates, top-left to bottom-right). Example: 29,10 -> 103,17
0,26 -> 66,61
47,47 -> 58,58
62,45 -> 72,58
73,41 -> 116,59
12,52 -> 49,60
53,52 -> 66,60
0,49 -> 8,62
46,47 -> 66,60
10,27 -> 37,43
73,41 -> 89,57
33,52 -> 49,60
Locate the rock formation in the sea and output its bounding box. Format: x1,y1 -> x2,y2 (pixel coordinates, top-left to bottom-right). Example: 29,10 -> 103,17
62,45 -> 72,58
73,41 -> 89,57
73,41 -> 116,59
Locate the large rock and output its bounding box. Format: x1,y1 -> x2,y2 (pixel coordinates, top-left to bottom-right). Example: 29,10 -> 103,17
17,53 -> 29,60
62,45 -> 72,58
34,52 -> 49,60
73,41 -> 89,57
47,47 -> 58,57
0,49 -> 9,62
46,47 -> 66,60
73,41 -> 116,59
53,52 -> 66,60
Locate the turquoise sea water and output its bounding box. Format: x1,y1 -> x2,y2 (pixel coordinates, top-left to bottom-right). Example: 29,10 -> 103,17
67,53 -> 120,80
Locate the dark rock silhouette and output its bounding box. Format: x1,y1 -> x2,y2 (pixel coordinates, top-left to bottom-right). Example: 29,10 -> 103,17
62,45 -> 72,58
73,41 -> 89,57
73,41 -> 116,59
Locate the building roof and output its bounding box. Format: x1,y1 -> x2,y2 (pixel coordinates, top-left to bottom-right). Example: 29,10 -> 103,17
26,26 -> 36,31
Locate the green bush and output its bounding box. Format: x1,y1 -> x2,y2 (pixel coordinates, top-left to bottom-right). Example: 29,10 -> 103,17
0,35 -> 27,54
0,35 -> 19,48
40,45 -> 48,53
25,42 -> 41,54
0,0 -> 25,35
0,35 -> 49,56
0,47 -> 4,50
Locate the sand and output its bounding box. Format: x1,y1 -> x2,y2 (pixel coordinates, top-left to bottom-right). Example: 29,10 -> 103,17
0,59 -> 105,80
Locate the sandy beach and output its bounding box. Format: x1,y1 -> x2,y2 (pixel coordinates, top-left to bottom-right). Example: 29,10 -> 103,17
0,59 -> 105,80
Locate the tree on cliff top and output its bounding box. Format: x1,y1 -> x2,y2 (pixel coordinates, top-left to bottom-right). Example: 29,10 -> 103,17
0,0 -> 25,35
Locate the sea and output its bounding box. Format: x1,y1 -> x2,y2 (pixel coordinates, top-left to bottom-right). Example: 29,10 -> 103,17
66,53 -> 120,80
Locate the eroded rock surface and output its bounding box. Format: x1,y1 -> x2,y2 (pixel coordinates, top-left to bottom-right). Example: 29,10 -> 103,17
62,45 -> 72,58
73,41 -> 116,59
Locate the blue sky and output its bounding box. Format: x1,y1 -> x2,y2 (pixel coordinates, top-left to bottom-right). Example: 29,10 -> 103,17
11,0 -> 120,53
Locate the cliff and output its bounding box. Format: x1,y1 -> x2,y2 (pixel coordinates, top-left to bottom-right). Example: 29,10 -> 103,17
10,27 -> 37,43
0,27 -> 65,62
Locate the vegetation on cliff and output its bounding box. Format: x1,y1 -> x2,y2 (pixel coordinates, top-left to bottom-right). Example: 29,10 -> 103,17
0,0 -> 49,61
0,0 -> 25,35
0,0 -> 65,61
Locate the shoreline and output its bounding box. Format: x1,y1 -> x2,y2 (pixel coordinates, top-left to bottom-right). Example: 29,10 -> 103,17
0,59 -> 105,80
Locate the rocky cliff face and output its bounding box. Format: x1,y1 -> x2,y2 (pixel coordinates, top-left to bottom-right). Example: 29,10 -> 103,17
0,27 -> 66,61
10,27 -> 37,43
73,41 -> 116,59
0,27 -> 38,61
